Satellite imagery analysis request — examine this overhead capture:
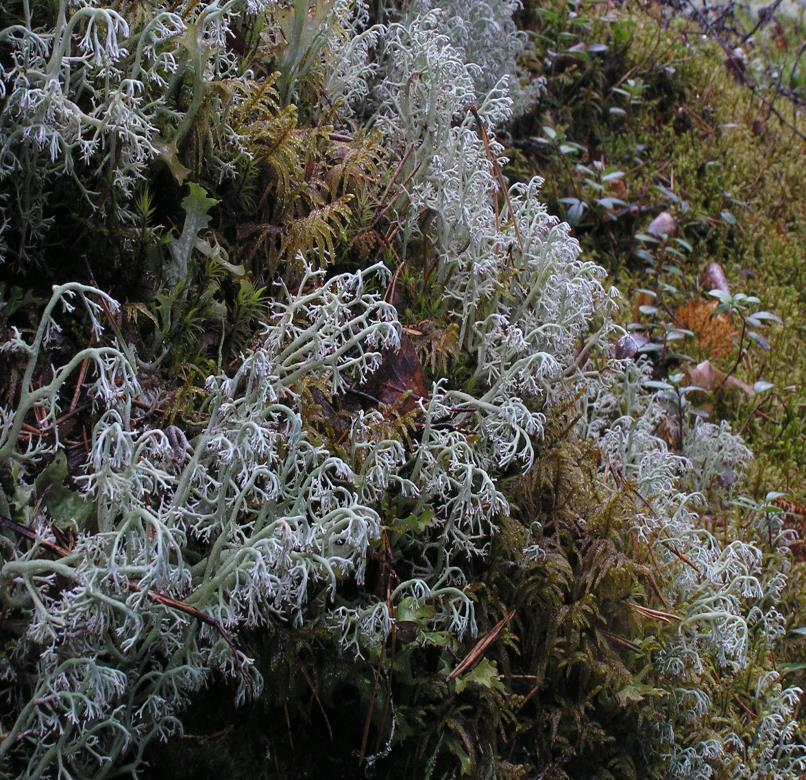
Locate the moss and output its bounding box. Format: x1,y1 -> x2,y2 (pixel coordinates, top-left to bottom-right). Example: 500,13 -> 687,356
515,0 -> 805,499
2,3 -> 803,777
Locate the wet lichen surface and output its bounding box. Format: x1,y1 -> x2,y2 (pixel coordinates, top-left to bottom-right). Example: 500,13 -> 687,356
0,2 -> 803,779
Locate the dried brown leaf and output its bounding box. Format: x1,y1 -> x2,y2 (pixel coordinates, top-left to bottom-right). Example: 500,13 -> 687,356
686,360 -> 754,396
361,334 -> 428,414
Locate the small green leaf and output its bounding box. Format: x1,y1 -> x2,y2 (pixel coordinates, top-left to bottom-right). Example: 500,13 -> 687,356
750,311 -> 782,324
596,197 -> 627,210
708,289 -> 732,303
747,331 -> 771,351
445,734 -> 474,776
616,684 -> 645,706
390,509 -> 434,535
454,658 -> 505,695
153,136 -> 191,185
644,380 -> 672,391
34,452 -> 94,530
637,342 -> 665,353
634,249 -> 655,263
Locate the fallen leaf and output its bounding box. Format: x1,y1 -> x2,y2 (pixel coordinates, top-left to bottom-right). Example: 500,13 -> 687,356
608,177 -> 628,199
773,499 -> 805,562
719,468 -> 737,489
34,451 -> 94,531
615,332 -> 651,359
700,262 -> 730,295
647,211 -> 676,237
304,385 -> 349,441
771,20 -> 788,53
686,360 -> 754,396
361,334 -> 428,414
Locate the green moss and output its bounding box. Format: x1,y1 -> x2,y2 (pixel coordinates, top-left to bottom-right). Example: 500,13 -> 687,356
515,0 -> 805,499
2,3 -> 803,777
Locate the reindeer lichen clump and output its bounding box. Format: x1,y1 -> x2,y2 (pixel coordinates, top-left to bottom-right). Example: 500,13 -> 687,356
0,1 -> 803,777
0,267 -> 401,773
0,1 -> 284,267
583,360 -> 803,777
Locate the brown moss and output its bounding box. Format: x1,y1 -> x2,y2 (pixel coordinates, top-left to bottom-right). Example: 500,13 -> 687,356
674,299 -> 736,359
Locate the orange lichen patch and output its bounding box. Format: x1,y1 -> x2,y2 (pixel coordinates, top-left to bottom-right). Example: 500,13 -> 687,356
675,300 -> 736,359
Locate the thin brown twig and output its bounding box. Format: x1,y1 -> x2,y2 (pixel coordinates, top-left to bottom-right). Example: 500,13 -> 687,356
371,146 -> 416,228
447,609 -> 516,682
733,694 -> 758,721
515,684 -> 541,713
469,106 -> 524,251
627,601 -> 682,624
609,466 -> 703,577
385,259 -> 406,305
358,639 -> 386,765
69,358 -> 89,414
741,0 -> 785,43
601,629 -> 641,653
298,662 -> 333,741
0,514 -> 250,691
682,0 -> 805,140
283,701 -> 295,753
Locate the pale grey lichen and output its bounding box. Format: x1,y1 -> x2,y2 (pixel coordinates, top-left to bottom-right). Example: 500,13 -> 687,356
1,3 -> 803,778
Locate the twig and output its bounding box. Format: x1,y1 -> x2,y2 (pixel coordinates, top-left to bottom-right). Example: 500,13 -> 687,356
742,0 -> 785,43
601,629 -> 641,653
385,259 -> 406,305
0,514 -> 250,691
283,701 -> 295,753
298,662 -> 333,741
733,694 -> 758,720
627,601 -> 682,624
682,0 -> 805,140
447,609 -> 516,682
358,639 -> 386,765
658,539 -> 702,575
69,358 -> 89,413
515,683 -> 541,713
469,107 -> 524,250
